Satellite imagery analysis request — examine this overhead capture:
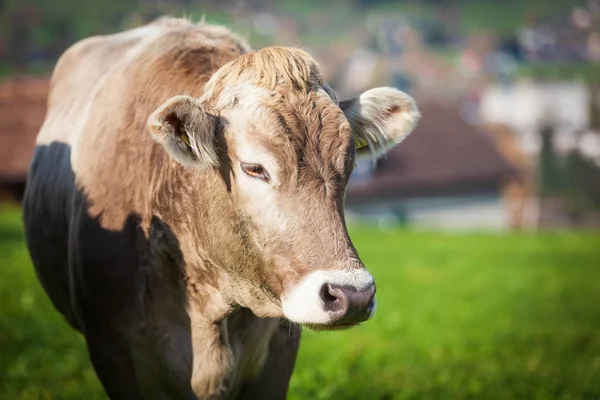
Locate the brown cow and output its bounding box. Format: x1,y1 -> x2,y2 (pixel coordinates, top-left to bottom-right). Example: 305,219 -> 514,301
22,17 -> 419,399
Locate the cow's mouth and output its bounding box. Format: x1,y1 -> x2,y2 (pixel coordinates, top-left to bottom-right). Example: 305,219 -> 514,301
302,321 -> 362,331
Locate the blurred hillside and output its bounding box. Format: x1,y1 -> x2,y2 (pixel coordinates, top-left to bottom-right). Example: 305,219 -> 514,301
0,0 -> 588,84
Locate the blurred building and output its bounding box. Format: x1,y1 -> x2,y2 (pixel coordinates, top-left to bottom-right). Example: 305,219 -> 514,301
346,101 -> 520,231
480,81 -> 590,149
0,76 -> 48,201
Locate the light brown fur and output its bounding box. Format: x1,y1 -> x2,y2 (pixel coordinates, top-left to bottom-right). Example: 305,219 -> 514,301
23,17 -> 419,399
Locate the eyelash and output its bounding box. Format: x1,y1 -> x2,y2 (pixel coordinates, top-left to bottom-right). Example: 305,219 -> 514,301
241,162 -> 270,183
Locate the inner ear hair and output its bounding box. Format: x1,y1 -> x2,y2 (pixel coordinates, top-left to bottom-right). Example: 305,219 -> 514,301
341,87 -> 420,159
148,95 -> 219,169
165,112 -> 192,147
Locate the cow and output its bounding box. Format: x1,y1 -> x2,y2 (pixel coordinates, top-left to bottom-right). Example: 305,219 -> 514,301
22,17 -> 419,400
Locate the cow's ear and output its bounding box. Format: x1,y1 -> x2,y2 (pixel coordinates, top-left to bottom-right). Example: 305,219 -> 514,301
340,87 -> 420,159
147,95 -> 218,169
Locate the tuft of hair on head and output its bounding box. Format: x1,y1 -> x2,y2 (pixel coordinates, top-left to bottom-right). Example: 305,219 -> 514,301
203,46 -> 324,106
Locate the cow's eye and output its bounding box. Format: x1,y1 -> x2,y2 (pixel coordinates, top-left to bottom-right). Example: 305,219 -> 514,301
241,162 -> 270,182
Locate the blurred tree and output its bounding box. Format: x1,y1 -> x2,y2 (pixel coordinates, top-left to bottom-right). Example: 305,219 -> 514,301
538,125 -> 563,198
563,147 -> 600,215
589,80 -> 600,131
5,6 -> 33,73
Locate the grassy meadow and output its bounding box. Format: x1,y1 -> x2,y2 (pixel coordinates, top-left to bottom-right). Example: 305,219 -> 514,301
1,205 -> 599,399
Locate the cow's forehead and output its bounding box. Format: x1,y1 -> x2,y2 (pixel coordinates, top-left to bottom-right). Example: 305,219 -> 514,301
224,88 -> 351,148
203,46 -> 325,107
223,88 -> 354,181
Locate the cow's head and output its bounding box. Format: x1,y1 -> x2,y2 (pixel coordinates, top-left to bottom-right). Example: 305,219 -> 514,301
148,47 -> 419,330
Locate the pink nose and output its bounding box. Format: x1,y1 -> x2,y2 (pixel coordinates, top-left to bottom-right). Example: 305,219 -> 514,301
320,283 -> 376,325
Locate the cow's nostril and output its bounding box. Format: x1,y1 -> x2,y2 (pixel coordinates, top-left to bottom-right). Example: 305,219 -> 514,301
323,283 -> 376,325
320,283 -> 348,314
320,284 -> 336,303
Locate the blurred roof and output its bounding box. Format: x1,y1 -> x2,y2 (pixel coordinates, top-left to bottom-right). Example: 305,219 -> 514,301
347,101 -> 518,202
0,76 -> 49,183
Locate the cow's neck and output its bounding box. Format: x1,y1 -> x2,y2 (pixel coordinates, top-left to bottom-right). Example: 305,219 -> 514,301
149,161 -> 281,398
223,309 -> 280,397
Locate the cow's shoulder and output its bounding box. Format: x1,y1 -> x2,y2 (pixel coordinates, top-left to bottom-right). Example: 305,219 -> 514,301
48,22 -> 156,108
40,21 -> 168,145
51,18 -> 248,102
119,19 -> 250,98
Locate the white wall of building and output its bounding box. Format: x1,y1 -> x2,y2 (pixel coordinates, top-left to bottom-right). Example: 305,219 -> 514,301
347,194 -> 507,231
480,80 -> 590,131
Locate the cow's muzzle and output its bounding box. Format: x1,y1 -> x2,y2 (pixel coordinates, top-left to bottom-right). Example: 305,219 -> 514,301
281,269 -> 377,329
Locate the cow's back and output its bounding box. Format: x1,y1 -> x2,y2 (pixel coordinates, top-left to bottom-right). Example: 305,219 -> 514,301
23,18 -> 247,330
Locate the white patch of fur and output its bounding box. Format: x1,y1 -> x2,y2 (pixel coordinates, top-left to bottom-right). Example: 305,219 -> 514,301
217,86 -> 295,234
281,269 -> 375,324
234,133 -> 280,185
204,81 -> 271,110
232,131 -> 293,234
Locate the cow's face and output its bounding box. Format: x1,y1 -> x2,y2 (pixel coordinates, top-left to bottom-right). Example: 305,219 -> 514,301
148,48 -> 419,330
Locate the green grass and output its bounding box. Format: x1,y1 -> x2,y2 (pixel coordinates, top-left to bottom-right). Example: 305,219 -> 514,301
453,0 -> 577,37
1,206 -> 599,399
517,63 -> 600,83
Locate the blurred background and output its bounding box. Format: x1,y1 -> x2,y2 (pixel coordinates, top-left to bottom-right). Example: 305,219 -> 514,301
0,0 -> 599,399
